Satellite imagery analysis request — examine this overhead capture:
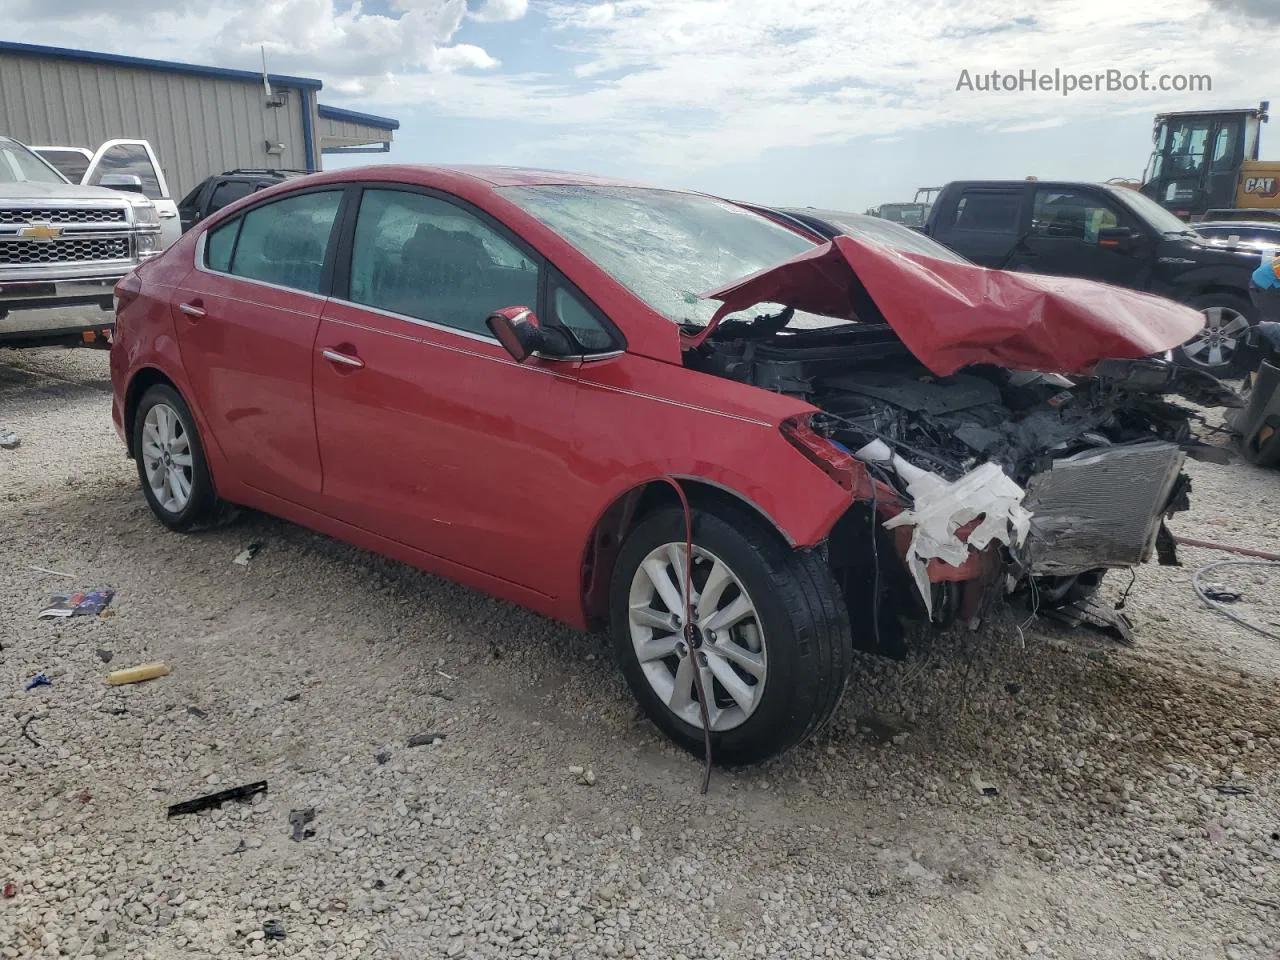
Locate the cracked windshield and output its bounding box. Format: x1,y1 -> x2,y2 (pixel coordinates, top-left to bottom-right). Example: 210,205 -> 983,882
503,184 -> 840,328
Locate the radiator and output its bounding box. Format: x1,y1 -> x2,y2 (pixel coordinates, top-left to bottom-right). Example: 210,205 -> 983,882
1021,441 -> 1186,575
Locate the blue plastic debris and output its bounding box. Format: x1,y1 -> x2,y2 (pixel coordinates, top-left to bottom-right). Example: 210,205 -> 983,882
24,674 -> 51,691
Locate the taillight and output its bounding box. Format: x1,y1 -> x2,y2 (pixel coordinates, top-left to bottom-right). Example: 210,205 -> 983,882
113,272 -> 143,316
780,414 -> 859,492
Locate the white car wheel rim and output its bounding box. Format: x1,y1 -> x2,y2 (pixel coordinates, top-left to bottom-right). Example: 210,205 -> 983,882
627,542 -> 767,732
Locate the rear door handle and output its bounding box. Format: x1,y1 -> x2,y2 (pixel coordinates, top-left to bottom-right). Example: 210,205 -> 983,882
179,301 -> 205,318
322,348 -> 364,369
159,209 -> 178,219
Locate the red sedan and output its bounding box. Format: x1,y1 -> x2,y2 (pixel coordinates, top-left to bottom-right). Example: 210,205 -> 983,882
111,165 -> 1223,764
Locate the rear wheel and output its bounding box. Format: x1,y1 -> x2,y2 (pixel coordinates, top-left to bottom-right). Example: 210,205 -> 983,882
133,384 -> 224,531
1174,293 -> 1256,377
610,504 -> 852,766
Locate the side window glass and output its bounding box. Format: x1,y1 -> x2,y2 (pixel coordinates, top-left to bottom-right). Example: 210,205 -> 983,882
349,188 -> 539,337
88,143 -> 164,200
952,192 -> 1020,232
1168,122 -> 1210,176
229,190 -> 342,294
37,150 -> 90,183
552,283 -> 614,353
205,219 -> 241,273
1031,189 -> 1121,243
209,180 -> 255,212
1210,126 -> 1237,172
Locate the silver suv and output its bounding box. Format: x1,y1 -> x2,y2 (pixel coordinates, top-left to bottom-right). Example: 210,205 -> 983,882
1,135 -> 161,348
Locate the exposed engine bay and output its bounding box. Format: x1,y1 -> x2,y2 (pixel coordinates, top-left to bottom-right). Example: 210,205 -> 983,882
688,312 -> 1241,643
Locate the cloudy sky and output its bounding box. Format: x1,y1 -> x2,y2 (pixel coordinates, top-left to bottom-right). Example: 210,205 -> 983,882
2,0 -> 1278,210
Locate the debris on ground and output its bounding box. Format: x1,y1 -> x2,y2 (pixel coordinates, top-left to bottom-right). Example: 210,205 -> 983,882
19,717 -> 39,746
74,790 -> 91,804
24,674 -> 51,691
95,648 -> 113,663
2,882 -> 15,898
263,919 -> 286,940
28,564 -> 73,577
283,692 -> 301,702
1041,598 -> 1134,644
288,807 -> 316,841
0,430 -> 20,450
1193,559 -> 1280,641
38,589 -> 115,619
1202,585 -> 1242,603
568,766 -> 597,786
186,705 -> 206,719
375,751 -> 391,765
970,773 -> 1000,797
233,542 -> 263,566
106,662 -> 170,686
1214,783 -> 1254,796
407,731 -> 446,747
167,781 -> 268,818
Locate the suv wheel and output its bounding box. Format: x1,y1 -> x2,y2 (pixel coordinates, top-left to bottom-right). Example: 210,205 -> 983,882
610,503 -> 852,766
1174,292 -> 1256,377
133,384 -> 226,531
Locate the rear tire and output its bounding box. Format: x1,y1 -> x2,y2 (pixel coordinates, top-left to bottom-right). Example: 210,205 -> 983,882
610,504 -> 852,766
133,384 -> 224,532
1173,292 -> 1256,377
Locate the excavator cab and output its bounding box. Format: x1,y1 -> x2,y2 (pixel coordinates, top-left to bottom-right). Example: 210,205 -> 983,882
1142,102 -> 1269,219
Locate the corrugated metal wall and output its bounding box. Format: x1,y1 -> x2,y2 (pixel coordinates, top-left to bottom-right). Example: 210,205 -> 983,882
318,113 -> 394,150
0,51 -> 312,199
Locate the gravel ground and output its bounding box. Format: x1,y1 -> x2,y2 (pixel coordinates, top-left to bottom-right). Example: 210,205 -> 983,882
2,347 -> 1278,960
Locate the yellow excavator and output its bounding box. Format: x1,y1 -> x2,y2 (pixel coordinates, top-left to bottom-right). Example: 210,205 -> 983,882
1135,101 -> 1280,221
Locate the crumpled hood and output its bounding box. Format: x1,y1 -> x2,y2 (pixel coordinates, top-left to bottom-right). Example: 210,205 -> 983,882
695,235 -> 1206,376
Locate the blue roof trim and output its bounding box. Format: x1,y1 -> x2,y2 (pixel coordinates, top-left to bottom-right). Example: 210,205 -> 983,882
317,104 -> 401,131
0,41 -> 323,90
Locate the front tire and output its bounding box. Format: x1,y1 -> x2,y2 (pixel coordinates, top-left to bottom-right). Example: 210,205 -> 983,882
133,384 -> 222,532
1174,292 -> 1256,377
610,504 -> 852,766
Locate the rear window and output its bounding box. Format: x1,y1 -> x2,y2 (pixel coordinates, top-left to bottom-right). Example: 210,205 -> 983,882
952,191 -> 1021,233
209,180 -> 256,212
35,149 -> 90,183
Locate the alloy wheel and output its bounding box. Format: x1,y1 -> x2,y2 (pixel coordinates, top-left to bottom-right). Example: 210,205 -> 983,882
141,402 -> 194,514
627,542 -> 767,732
1182,306 -> 1250,368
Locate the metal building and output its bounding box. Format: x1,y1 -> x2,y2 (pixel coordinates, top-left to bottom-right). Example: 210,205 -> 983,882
0,41 -> 399,199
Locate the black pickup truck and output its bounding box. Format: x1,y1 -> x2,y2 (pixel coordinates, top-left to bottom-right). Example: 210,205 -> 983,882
924,180 -> 1270,375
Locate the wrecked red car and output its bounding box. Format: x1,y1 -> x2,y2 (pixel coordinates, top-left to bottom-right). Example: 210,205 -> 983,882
109,166 -> 1235,764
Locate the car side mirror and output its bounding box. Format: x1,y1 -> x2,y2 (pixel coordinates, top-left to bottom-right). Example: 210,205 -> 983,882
100,174 -> 145,194
486,306 -> 575,362
1098,226 -> 1139,252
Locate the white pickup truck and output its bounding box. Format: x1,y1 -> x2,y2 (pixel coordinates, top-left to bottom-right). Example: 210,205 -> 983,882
1,135 -> 163,349
30,139 -> 181,247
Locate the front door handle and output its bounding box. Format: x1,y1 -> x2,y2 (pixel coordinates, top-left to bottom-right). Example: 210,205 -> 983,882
179,301 -> 205,318
159,209 -> 178,219
322,347 -> 364,369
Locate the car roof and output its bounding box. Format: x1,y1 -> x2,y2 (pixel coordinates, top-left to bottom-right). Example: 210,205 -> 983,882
294,163 -> 671,192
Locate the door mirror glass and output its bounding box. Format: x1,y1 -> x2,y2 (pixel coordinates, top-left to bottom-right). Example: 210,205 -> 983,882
486,307 -> 575,362
487,307 -> 542,362
100,173 -> 145,193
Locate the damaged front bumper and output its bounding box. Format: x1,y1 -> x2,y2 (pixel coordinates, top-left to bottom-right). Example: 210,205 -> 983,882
855,438 -> 1189,625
